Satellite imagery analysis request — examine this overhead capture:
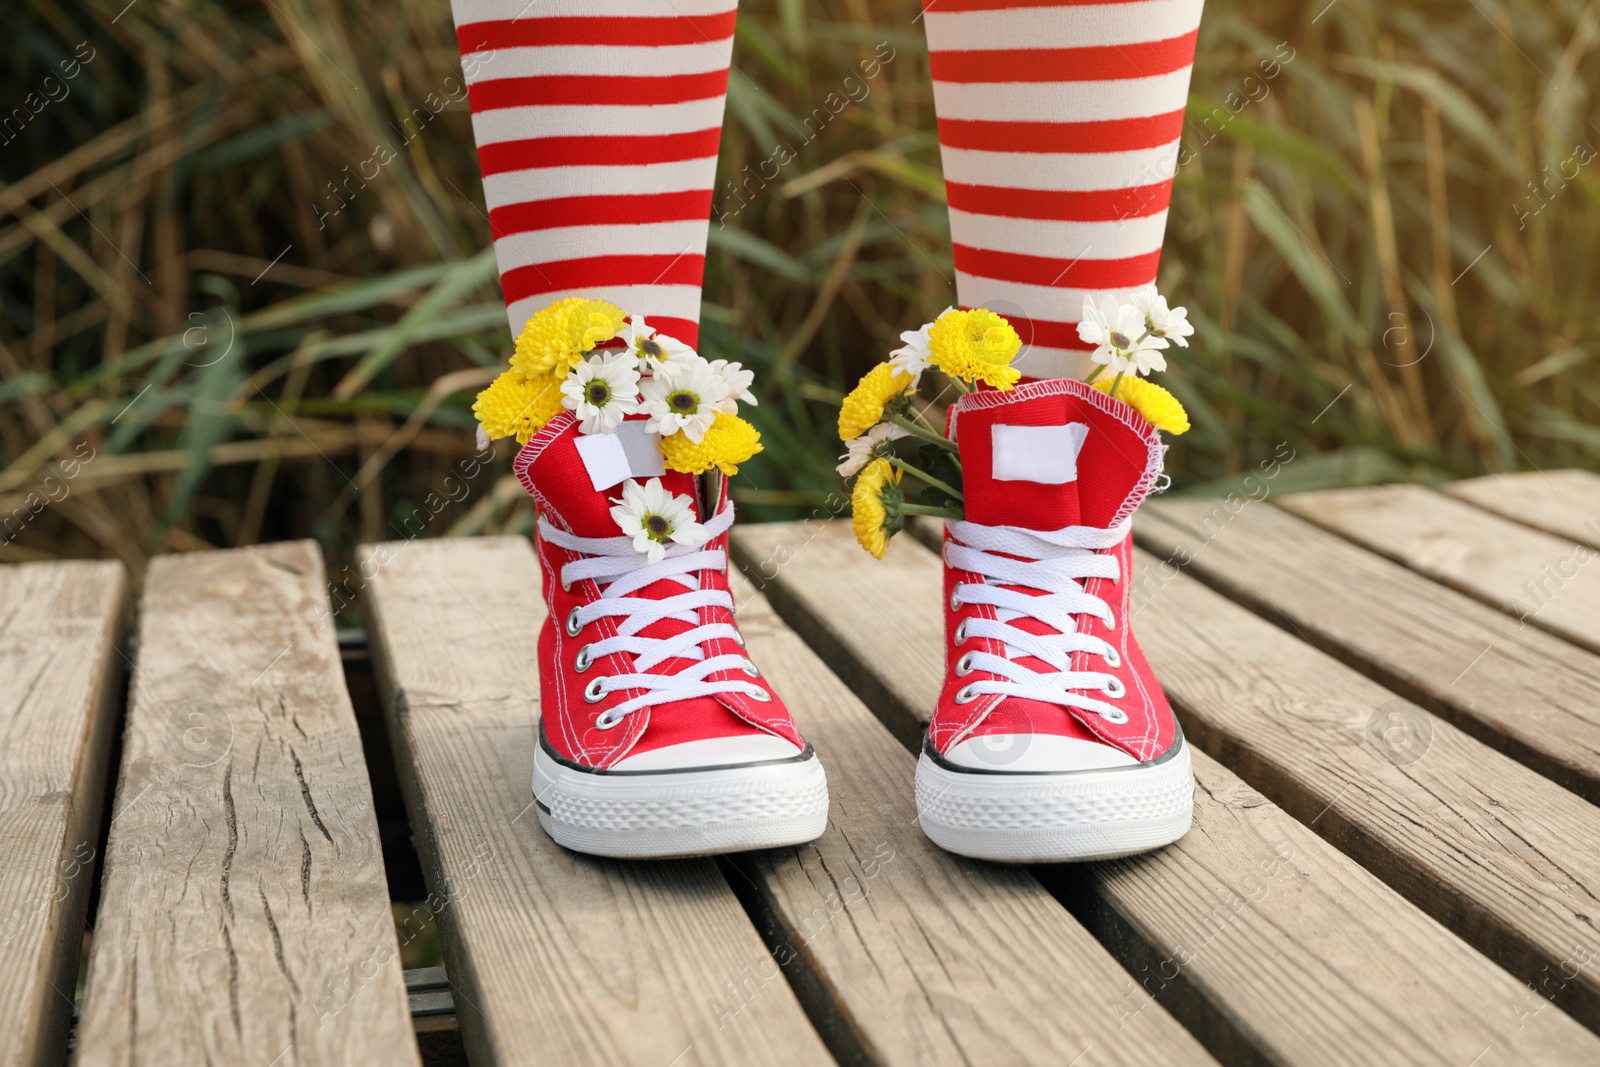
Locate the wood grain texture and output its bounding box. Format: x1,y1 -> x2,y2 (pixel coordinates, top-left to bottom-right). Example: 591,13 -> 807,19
74,542 -> 418,1067
1445,469 -> 1600,548
1123,543 -> 1600,1040
725,567 -> 1216,1067
730,521 -> 1600,1064
0,560 -> 126,1067
359,535 -> 831,1067
1137,499 -> 1600,803
1280,484 -> 1600,655
736,521 -> 944,752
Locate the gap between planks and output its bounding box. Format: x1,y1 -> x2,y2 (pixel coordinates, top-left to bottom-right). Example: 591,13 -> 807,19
1444,469 -> 1600,550
1136,497 -> 1600,805
1280,482 -> 1600,658
0,560 -> 126,1067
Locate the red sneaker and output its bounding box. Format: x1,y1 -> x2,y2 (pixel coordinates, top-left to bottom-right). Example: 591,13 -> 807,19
516,413 -> 828,858
916,379 -> 1194,862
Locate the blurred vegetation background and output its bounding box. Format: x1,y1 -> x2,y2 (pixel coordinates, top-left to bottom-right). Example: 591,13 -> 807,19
4,0 -> 1598,588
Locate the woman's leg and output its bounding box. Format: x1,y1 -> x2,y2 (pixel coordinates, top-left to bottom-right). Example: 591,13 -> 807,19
453,0 -> 738,347
921,0 -> 1203,379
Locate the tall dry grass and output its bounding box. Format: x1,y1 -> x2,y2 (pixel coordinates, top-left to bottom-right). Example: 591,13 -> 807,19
2,0 -> 1598,585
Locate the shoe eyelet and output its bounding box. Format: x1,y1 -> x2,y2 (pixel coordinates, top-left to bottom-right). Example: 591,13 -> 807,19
1104,707 -> 1129,725
1103,647 -> 1121,669
1104,677 -> 1126,699
741,663 -> 760,678
574,645 -> 592,673
595,710 -> 622,730
1105,615 -> 1118,633
565,607 -> 584,637
732,632 -> 746,648
583,677 -> 606,703
954,620 -> 968,644
747,686 -> 771,702
955,652 -> 976,677
954,684 -> 979,704
950,589 -> 963,612
561,577 -> 572,592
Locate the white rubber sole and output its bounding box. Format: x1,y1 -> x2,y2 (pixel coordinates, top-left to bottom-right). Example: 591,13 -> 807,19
915,734 -> 1194,863
532,741 -> 829,859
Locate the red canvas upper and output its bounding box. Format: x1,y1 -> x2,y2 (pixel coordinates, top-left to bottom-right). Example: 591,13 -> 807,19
931,379 -> 1178,764
515,413 -> 804,769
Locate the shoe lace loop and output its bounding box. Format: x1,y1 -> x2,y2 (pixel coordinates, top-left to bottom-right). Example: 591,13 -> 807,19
538,503 -> 765,727
945,519 -> 1129,724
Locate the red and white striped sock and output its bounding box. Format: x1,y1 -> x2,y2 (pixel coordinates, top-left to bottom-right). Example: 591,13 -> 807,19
922,0 -> 1203,380
452,0 -> 738,348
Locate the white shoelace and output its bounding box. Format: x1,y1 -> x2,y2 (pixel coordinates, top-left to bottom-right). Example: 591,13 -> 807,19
537,504 -> 767,729
944,519 -> 1131,725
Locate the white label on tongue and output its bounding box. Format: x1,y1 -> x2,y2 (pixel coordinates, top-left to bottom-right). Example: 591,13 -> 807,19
575,421 -> 667,492
990,422 -> 1089,484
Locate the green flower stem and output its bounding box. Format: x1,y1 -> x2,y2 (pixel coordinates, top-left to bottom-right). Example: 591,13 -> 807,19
900,503 -> 963,519
1108,371 -> 1126,397
888,457 -> 963,501
903,407 -> 963,470
1083,365 -> 1107,385
886,413 -> 958,453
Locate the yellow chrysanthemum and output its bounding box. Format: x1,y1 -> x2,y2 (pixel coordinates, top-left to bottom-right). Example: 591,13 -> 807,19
927,307 -> 1022,390
838,363 -> 914,442
1094,375 -> 1190,435
509,297 -> 626,379
473,369 -> 566,445
660,411 -> 764,476
851,457 -> 903,560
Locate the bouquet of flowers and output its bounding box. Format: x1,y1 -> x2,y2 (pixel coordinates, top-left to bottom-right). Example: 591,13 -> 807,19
838,286 -> 1194,558
473,297 -> 762,560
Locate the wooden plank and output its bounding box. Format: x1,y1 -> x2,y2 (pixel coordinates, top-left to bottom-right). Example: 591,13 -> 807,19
0,561 -> 126,1067
74,542 -> 418,1067
359,536 -> 832,1067
1445,469 -> 1600,548
722,569 -> 1217,1067
1136,499 -> 1600,803
730,521 -> 1600,1062
1279,484 -> 1600,655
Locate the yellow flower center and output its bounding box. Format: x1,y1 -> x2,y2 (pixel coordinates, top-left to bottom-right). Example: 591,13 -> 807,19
639,338 -> 664,360
668,390 -> 699,414
644,513 -> 672,540
586,380 -> 611,406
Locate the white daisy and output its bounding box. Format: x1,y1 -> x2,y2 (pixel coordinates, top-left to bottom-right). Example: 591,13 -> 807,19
619,316 -> 699,376
560,351 -> 641,435
836,422 -> 908,478
640,358 -> 727,443
1118,328 -> 1170,376
1130,285 -> 1195,348
1077,294 -> 1168,376
887,309 -> 947,386
706,358 -> 757,413
609,477 -> 708,564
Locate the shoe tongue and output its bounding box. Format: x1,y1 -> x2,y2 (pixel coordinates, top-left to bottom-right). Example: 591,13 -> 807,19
513,413 -> 702,537
515,412 -> 710,684
950,379 -> 1163,531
